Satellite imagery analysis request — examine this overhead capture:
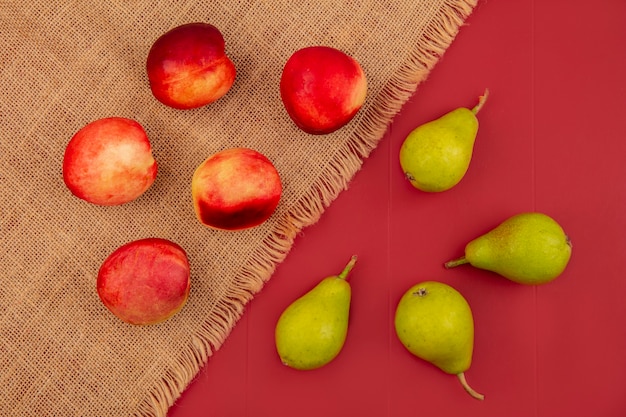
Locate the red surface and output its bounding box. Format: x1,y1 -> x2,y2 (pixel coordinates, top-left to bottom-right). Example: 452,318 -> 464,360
169,1 -> 626,416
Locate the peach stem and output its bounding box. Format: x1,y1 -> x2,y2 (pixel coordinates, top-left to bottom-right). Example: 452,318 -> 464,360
457,372 -> 485,401
471,88 -> 490,115
338,255 -> 358,280
444,256 -> 469,269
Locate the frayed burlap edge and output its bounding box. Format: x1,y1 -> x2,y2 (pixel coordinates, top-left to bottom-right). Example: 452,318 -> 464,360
135,1 -> 478,415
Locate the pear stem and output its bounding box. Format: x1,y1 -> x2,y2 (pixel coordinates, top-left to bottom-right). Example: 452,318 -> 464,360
338,255 -> 358,280
457,372 -> 485,401
471,88 -> 489,115
444,256 -> 469,269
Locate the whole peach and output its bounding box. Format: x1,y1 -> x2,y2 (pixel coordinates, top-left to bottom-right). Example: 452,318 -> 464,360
191,148 -> 282,230
146,22 -> 236,109
97,238 -> 191,325
280,46 -> 368,134
62,117 -> 157,206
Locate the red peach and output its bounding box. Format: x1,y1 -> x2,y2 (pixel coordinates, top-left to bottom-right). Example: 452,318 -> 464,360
146,22 -> 236,110
280,46 -> 368,135
97,238 -> 191,325
191,148 -> 282,231
62,117 -> 157,206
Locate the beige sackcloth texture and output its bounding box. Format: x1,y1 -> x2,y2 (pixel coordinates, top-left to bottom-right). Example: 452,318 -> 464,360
0,1 -> 477,415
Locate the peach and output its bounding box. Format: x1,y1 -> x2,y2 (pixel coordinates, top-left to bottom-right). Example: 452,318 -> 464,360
62,117 -> 157,206
191,147 -> 282,231
97,238 -> 191,325
280,46 -> 368,135
146,22 -> 236,110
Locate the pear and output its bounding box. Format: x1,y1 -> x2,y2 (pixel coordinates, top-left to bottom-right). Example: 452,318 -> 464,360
275,256 -> 357,370
394,281 -> 484,400
445,212 -> 572,285
399,89 -> 489,192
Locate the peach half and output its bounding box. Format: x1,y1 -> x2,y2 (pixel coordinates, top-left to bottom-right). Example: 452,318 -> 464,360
62,117 -> 157,206
191,147 -> 282,231
146,22 -> 236,110
97,238 -> 191,325
280,46 -> 368,135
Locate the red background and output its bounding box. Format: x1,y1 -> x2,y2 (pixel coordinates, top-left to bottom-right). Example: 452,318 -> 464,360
169,1 -> 626,416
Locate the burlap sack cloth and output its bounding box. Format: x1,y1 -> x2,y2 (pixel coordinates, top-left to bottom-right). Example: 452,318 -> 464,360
0,1 -> 477,415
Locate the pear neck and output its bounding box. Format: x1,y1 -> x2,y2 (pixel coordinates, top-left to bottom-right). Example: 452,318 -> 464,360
338,256 -> 358,280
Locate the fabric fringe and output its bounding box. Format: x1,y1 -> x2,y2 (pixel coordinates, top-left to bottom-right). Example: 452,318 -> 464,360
135,1 -> 477,415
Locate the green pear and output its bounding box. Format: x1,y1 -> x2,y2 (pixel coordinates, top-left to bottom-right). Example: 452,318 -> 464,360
399,89 -> 489,192
275,256 -> 357,370
445,212 -> 572,285
395,281 -> 484,400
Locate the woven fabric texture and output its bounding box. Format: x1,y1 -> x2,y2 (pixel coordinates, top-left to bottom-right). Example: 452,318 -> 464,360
0,1 -> 476,415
